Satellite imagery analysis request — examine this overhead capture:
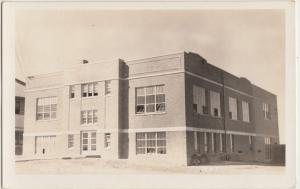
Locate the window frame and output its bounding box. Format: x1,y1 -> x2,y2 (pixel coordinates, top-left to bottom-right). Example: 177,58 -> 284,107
69,85 -> 75,99
136,132 -> 167,155
242,101 -> 250,122
193,85 -> 208,115
81,109 -> 98,125
210,90 -> 221,117
228,97 -> 238,120
104,133 -> 111,149
68,134 -> 74,148
81,82 -> 99,98
262,103 -> 270,120
135,85 -> 166,115
36,96 -> 58,121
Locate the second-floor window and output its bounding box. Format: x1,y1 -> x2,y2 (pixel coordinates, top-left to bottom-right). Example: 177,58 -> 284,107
193,85 -> 208,114
242,101 -> 250,122
210,91 -> 221,117
263,103 -> 270,120
229,97 -> 238,120
136,85 -> 165,114
36,97 -> 57,120
82,82 -> 98,97
81,110 -> 98,125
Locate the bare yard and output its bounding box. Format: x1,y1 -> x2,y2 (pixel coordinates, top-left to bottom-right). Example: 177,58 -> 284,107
15,158 -> 285,175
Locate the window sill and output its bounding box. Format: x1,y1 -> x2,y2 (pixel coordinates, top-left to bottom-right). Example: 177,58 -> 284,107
81,123 -> 99,126
136,153 -> 167,155
36,119 -> 58,122
135,112 -> 166,116
194,113 -> 222,119
81,96 -> 99,99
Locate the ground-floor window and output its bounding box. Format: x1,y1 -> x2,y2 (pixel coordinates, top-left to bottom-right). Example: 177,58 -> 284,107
230,134 -> 235,153
136,132 -> 166,154
264,137 -> 272,160
68,135 -> 74,148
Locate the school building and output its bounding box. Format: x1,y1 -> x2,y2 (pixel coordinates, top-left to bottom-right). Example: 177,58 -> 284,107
22,52 -> 280,165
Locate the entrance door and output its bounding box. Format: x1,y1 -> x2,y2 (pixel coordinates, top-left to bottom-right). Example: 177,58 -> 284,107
35,136 -> 56,156
81,131 -> 97,155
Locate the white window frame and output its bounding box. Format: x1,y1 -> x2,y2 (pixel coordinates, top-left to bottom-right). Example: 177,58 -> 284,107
81,82 -> 98,98
36,97 -> 57,121
81,109 -> 98,125
136,85 -> 166,114
136,132 -> 167,155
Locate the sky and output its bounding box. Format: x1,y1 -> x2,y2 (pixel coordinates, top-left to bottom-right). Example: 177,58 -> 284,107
15,10 -> 285,143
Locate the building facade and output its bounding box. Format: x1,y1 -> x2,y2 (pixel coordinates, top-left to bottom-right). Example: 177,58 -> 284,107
22,52 -> 279,165
15,78 -> 25,155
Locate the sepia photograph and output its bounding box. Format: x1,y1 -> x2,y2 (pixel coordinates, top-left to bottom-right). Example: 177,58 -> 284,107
2,1 -> 296,189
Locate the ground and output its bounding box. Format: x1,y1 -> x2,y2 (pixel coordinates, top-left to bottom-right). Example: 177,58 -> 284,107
15,158 -> 285,175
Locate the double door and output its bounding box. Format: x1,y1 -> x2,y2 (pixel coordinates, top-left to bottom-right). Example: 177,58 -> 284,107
81,131 -> 97,155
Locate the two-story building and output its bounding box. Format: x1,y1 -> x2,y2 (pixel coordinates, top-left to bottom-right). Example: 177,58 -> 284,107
22,52 -> 279,165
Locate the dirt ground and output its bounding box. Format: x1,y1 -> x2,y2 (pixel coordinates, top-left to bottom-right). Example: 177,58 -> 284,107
15,158 -> 285,175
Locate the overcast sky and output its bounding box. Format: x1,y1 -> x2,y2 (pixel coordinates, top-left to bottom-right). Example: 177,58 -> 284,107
15,10 -> 285,143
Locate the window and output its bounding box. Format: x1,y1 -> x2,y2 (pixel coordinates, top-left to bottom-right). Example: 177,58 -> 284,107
136,85 -> 165,114
242,101 -> 250,122
36,97 -> 57,120
249,136 -> 253,151
212,133 -> 217,153
81,109 -> 98,125
193,86 -> 208,114
104,133 -> 111,148
68,135 -> 74,148
265,137 -> 271,159
69,85 -> 75,98
81,82 -> 98,97
15,130 -> 23,145
105,80 -> 111,95
210,91 -> 221,117
204,132 -> 208,152
229,97 -> 238,120
136,132 -> 166,154
263,103 -> 270,120
194,132 -> 198,151
15,98 -> 25,115
230,134 -> 234,153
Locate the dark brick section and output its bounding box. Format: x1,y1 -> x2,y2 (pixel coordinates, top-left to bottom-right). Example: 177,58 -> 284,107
183,52 -> 281,165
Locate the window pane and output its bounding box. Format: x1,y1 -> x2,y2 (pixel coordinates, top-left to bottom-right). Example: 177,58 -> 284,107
51,112 -> 56,119
37,106 -> 43,113
37,113 -> 43,120
156,94 -> 165,103
91,132 -> 96,138
136,133 -> 146,139
157,132 -> 166,139
136,88 -> 145,96
147,133 -> 156,139
137,96 -> 145,105
146,86 -> 155,95
136,140 -> 145,147
87,111 -> 92,123
82,145 -> 88,151
156,103 -> 165,112
157,148 -> 166,154
136,148 -> 145,154
146,95 -> 155,104
51,104 -> 57,111
44,113 -> 50,119
157,140 -> 166,146
136,105 -> 145,113
146,104 -> 155,112
93,83 -> 98,96
91,145 -> 96,151
44,105 -> 50,112
156,85 -> 164,94
93,110 -> 98,123
82,133 -> 88,138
